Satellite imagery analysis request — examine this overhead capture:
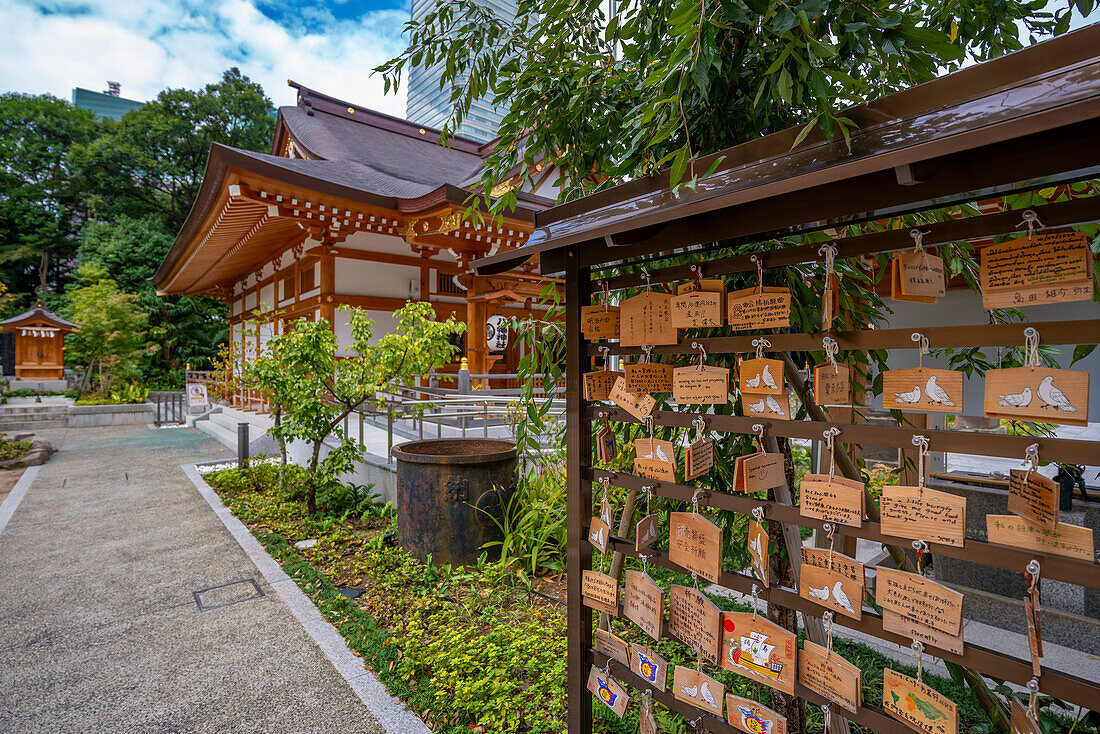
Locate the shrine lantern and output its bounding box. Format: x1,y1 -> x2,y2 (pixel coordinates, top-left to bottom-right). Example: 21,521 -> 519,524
0,304 -> 77,389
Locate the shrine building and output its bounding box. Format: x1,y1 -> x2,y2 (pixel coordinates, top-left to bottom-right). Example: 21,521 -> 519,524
152,82 -> 558,407
0,303 -> 78,391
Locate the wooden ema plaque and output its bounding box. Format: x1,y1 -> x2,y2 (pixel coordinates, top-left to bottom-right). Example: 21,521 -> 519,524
581,304 -> 621,340
684,437 -> 714,480
883,668 -> 958,734
673,365 -> 730,404
1008,469 -> 1058,529
599,497 -> 614,527
883,368 -> 963,414
582,570 -> 619,615
720,612 -> 797,695
798,640 -> 862,713
588,665 -> 629,717
880,485 -> 967,547
890,255 -> 937,304
979,230 -> 1094,309
594,628 -> 630,666
985,366 -> 1089,427
893,251 -> 947,299
625,362 -> 674,393
595,424 -> 616,463
726,694 -> 787,734
734,452 -> 786,493
678,278 -> 727,312
624,569 -> 664,642
608,376 -> 656,421
630,643 -> 668,692
669,585 -> 722,665
1025,593 -> 1043,677
822,271 -> 839,331
875,567 -> 963,638
635,437 -> 677,482
669,512 -> 723,584
1011,698 -> 1042,734
985,514 -> 1094,561
673,665 -> 724,717
588,517 -> 610,554
747,518 -> 769,587
636,514 -> 659,551
799,474 -> 864,527
739,357 -> 784,395
641,696 -> 657,734
583,370 -> 622,401
620,292 -> 677,346
728,286 -> 791,330
800,552 -> 864,620
670,289 -> 723,328
882,609 -> 963,656
814,362 -> 851,406
744,390 -> 791,420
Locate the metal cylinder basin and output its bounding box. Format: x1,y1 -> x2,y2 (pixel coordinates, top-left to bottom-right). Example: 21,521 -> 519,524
391,438 -> 516,566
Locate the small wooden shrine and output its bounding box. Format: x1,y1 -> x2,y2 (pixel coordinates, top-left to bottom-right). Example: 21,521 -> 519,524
0,304 -> 77,388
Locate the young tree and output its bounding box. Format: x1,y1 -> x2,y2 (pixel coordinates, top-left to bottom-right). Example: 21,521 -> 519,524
0,93 -> 100,296
64,264 -> 150,393
247,302 -> 466,515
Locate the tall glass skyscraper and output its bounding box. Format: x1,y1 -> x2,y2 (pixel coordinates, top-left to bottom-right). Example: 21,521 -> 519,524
406,0 -> 517,142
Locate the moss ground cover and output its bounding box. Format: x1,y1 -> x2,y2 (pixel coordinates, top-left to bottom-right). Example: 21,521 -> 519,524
202,463 -> 1089,734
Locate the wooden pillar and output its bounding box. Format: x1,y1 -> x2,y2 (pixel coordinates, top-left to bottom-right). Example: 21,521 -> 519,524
320,248 -> 335,326
564,246 -> 593,734
466,277 -> 487,380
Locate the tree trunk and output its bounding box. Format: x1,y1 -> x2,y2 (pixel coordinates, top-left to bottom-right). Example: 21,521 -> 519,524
39,246 -> 48,294
597,487 -> 639,631
306,439 -> 322,516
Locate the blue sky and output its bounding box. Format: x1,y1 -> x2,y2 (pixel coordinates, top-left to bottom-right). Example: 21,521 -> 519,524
0,1 -> 1096,118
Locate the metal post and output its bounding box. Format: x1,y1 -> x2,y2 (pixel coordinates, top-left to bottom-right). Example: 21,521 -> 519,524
387,410 -> 393,462
156,397 -> 161,426
359,410 -> 364,446
237,422 -> 249,469
483,401 -> 489,438
418,415 -> 423,440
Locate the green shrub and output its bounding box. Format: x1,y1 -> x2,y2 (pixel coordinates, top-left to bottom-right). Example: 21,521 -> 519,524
479,465 -> 566,582
0,436 -> 33,460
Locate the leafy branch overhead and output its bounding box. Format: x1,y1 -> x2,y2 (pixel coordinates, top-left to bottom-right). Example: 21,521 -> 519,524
378,0 -> 1092,215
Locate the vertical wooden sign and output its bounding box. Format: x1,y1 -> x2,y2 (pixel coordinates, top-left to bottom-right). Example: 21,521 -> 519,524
726,694 -> 787,734
882,668 -> 958,734
636,514 -> 659,551
798,640 -> 862,713
984,366 -> 1089,426
594,628 -> 630,666
583,370 -> 623,401
588,666 -> 630,718
581,304 -> 621,340
673,666 -> 724,717
1007,469 -> 1058,529
669,512 -> 724,583
630,643 -> 668,692
747,518 -> 770,587
879,485 -> 967,547
588,517 -> 610,554
720,612 -> 797,695
620,292 -> 678,346
624,569 -> 664,642
883,368 -> 963,414
669,585 -> 722,665
684,437 -> 714,480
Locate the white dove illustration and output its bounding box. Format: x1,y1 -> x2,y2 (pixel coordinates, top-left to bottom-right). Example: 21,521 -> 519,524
765,394 -> 785,415
655,445 -> 673,463
748,398 -> 766,413
832,581 -> 855,613
700,681 -> 717,707
925,375 -> 955,406
761,364 -> 779,390
590,527 -> 605,548
998,386 -> 1032,407
680,684 -> 698,698
640,523 -> 657,544
807,584 -> 830,601
1038,376 -> 1077,412
745,373 -> 762,389
748,535 -> 762,558
893,385 -> 921,404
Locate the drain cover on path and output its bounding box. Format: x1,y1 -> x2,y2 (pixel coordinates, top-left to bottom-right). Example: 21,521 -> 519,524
193,578 -> 264,611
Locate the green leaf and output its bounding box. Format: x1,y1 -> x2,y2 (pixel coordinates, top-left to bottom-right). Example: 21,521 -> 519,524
777,67 -> 793,103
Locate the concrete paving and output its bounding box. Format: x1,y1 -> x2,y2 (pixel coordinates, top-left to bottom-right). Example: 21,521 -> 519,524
0,425 -> 390,733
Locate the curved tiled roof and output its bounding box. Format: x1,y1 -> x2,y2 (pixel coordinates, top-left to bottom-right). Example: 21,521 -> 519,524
0,305 -> 78,331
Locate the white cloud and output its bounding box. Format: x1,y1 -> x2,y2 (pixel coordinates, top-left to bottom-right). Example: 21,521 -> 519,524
0,0 -> 409,115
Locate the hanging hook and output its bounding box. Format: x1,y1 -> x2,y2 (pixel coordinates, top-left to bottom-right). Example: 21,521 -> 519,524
691,340 -> 706,367
752,422 -> 766,453
1025,559 -> 1041,595
1023,326 -> 1040,369
823,336 -> 840,375
751,583 -> 759,621
752,337 -> 771,360
912,640 -> 925,682
639,553 -> 651,575
598,344 -> 611,362
912,435 -> 930,492
751,254 -> 764,293
1019,209 -> 1043,239
912,539 -> 929,576
1027,677 -> 1040,719
822,703 -> 831,734
911,332 -> 930,371
644,414 -> 654,439
823,611 -> 834,657
823,427 -> 840,478
640,265 -> 651,291
597,410 -> 610,419
641,344 -> 653,363
1022,443 -> 1040,483
691,489 -> 706,513
752,506 -> 766,523
909,228 -> 930,252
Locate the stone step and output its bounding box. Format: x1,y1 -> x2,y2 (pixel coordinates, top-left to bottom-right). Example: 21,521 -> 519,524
195,416 -> 239,450
0,419 -> 69,431
0,407 -> 68,416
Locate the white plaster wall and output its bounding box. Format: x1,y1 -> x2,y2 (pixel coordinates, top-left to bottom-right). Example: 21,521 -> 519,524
259,283 -> 276,312
874,289 -> 1100,415
333,309 -> 400,355
334,258 -> 420,300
